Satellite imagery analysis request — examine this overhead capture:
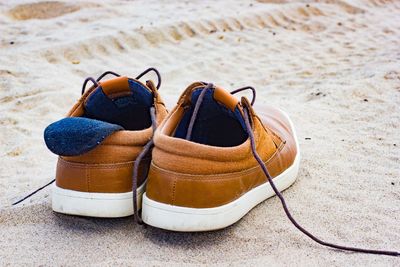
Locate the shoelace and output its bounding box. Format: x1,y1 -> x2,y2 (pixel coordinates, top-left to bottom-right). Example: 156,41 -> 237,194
13,79 -> 400,256
230,86 -> 256,106
133,83 -> 254,220
81,67 -> 162,95
12,68 -> 162,206
185,84 -> 256,141
186,83 -> 399,257
132,107 -> 157,224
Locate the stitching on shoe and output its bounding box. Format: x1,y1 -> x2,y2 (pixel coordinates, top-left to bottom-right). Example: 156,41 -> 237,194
58,157 -> 150,168
85,167 -> 90,192
172,177 -> 177,205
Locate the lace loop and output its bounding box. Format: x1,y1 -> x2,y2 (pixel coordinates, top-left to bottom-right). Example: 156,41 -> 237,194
231,86 -> 256,105
96,71 -> 121,82
81,71 -> 120,95
81,77 -> 98,95
136,67 -> 162,90
81,67 -> 161,95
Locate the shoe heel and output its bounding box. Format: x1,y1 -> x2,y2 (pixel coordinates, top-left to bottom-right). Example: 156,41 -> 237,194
51,182 -> 145,218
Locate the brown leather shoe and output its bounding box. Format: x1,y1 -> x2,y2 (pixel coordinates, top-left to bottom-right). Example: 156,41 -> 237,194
142,82 -> 299,231
44,68 -> 168,217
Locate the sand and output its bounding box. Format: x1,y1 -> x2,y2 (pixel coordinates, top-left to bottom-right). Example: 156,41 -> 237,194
0,0 -> 399,265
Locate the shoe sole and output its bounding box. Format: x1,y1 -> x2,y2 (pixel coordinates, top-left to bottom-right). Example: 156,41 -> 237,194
142,109 -> 300,231
52,181 -> 146,218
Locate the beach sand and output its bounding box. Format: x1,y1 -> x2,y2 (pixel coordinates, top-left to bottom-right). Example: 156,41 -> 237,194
0,0 -> 399,265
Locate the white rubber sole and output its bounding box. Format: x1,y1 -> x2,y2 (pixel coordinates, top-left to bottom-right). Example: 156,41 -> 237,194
142,109 -> 300,231
52,182 -> 146,218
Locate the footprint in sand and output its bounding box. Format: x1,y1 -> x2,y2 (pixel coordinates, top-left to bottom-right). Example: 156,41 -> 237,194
9,1 -> 80,20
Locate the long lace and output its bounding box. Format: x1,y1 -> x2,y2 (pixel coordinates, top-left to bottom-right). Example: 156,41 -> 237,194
12,179 -> 55,205
12,68 -> 161,206
185,83 -> 399,256
185,83 -> 214,141
132,107 -> 157,224
240,104 -> 399,256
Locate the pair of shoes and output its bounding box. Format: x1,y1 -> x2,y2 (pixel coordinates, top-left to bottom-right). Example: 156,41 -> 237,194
14,68 -> 399,257
44,70 -> 298,230
40,68 -> 297,227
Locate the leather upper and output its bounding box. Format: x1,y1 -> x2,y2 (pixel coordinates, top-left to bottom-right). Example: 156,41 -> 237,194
146,83 -> 297,208
54,77 -> 168,193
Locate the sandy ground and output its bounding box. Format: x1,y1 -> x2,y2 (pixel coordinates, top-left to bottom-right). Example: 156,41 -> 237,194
0,0 -> 399,266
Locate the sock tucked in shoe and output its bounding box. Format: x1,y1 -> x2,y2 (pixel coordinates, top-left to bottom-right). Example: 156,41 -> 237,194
14,68 -> 168,219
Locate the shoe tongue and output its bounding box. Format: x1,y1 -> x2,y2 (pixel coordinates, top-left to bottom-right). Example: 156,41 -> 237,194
99,76 -> 132,96
212,86 -> 240,111
201,84 -> 246,128
84,76 -> 154,130
188,85 -> 243,123
174,85 -> 248,147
